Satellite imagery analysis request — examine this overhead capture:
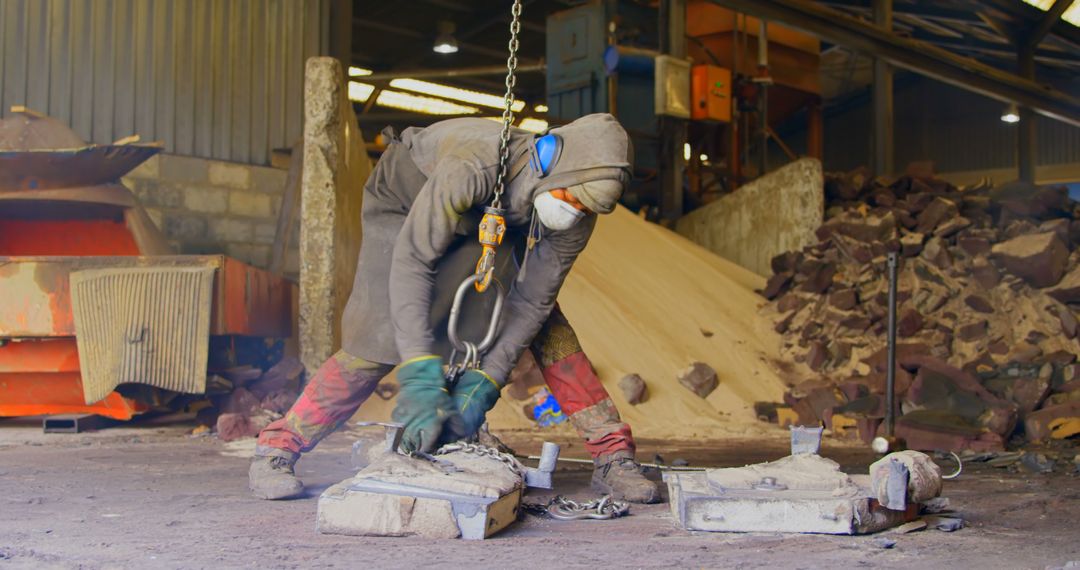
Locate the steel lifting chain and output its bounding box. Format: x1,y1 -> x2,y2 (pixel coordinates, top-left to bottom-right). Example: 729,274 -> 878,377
522,495 -> 631,521
473,0 -> 522,293
490,0 -> 522,211
434,442 -> 526,479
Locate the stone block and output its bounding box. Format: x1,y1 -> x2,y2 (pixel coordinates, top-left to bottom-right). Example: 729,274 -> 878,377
208,161 -> 251,189
1024,401 -> 1080,441
229,191 -> 274,218
618,374 -> 648,405
915,197 -> 958,234
162,215 -> 209,242
209,218 -> 255,243
1046,266 -> 1080,304
160,153 -> 209,184
184,186 -> 229,214
991,231 -> 1069,288
251,165 -> 288,194
677,362 -> 719,399
133,179 -> 183,209
253,222 -> 278,245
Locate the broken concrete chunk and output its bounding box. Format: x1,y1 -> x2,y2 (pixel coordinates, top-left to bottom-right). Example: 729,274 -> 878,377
971,258 -> 1001,289
899,232 -> 925,257
762,271 -> 794,300
818,210 -> 898,243
897,309 -> 924,338
799,260 -> 837,294
1024,401 -> 1080,441
956,320 -> 988,342
1046,266 -> 1080,304
618,374 -> 648,405
677,362 -> 719,399
915,197 -> 958,234
958,236 -> 991,257
991,231 -> 1069,288
829,288 -> 858,310
964,294 -> 994,314
934,216 -> 971,238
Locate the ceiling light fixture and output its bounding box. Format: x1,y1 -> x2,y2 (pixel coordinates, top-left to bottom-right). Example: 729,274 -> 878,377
389,78 -> 525,112
376,90 -> 479,115
348,81 -> 375,102
1001,103 -> 1020,124
433,21 -> 459,54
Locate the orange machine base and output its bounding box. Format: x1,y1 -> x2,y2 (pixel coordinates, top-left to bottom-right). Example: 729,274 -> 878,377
0,339 -> 147,420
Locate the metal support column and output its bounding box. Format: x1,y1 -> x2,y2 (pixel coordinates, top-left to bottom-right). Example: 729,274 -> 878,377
659,0 -> 688,220
328,0 -> 353,70
872,0 -> 894,176
1017,45 -> 1037,183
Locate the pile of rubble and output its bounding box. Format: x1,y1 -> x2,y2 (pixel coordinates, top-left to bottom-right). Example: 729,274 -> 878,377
759,166 -> 1080,451
199,357 -> 304,441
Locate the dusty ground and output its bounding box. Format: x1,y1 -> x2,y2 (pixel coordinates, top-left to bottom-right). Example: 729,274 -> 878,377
0,416 -> 1077,570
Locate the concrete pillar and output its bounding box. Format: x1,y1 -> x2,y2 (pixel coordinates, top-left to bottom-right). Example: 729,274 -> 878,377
298,57 -> 372,373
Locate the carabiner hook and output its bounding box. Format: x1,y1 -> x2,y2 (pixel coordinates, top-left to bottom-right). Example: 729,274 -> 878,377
447,273 -> 506,361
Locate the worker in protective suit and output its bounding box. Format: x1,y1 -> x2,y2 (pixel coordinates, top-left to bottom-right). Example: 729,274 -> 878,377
249,113 -> 659,504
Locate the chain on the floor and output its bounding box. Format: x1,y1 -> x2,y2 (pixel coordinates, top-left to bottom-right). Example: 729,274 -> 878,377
434,442 -> 526,479
522,495 -> 631,521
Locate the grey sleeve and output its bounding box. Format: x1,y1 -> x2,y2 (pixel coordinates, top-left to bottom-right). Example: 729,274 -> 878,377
389,161 -> 488,360
482,217 -> 596,383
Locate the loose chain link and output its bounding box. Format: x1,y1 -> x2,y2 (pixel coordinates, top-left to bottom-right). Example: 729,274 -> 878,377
522,495 -> 631,521
434,442 -> 526,479
490,0 -> 523,211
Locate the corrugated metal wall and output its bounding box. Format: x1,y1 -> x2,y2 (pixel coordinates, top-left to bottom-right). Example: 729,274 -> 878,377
821,76 -> 1080,174
0,0 -> 326,165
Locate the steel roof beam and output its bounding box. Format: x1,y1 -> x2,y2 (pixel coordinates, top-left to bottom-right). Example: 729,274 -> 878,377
706,0 -> 1080,127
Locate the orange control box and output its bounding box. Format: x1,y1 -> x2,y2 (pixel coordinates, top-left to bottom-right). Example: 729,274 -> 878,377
691,65 -> 732,122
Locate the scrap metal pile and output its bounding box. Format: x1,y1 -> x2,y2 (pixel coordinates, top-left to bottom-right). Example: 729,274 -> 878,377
759,166 -> 1080,451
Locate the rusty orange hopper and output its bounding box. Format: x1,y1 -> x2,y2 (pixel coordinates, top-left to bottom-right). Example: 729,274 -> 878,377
0,108 -> 292,420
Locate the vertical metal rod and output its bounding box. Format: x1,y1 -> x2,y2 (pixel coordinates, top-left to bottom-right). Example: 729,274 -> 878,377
872,0 -> 894,176
885,251 -> 898,437
1017,44 -> 1037,183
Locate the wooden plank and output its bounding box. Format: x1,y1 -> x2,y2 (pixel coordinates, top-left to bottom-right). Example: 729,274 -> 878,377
269,141 -> 302,275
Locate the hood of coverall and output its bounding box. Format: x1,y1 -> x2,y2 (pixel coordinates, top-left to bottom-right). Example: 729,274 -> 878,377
525,113 -> 633,213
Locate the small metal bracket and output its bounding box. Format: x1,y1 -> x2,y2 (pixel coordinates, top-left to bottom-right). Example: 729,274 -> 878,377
523,441 -> 560,489
790,425 -> 824,455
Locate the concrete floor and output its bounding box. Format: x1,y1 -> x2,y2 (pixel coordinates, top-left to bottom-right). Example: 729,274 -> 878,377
0,417 -> 1077,569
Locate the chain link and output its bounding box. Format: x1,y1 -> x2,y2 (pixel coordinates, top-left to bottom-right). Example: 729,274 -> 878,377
434,442 -> 526,479
490,0 -> 523,211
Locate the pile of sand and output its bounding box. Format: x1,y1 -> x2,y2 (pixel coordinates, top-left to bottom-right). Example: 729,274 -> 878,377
355,207 -> 793,439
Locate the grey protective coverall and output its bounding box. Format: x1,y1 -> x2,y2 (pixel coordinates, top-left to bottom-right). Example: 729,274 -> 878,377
340,113 -> 632,382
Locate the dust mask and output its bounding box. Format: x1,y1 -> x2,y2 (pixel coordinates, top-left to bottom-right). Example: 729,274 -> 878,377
533,191 -> 585,231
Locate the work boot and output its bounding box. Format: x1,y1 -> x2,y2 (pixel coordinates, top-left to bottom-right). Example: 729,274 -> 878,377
591,450 -> 661,504
249,454 -> 304,500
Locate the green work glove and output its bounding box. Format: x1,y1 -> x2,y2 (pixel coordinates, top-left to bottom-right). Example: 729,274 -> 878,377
392,356 -> 460,453
443,369 -> 502,442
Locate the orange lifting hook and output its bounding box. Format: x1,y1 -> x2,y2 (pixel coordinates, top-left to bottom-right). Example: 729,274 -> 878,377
474,206 -> 507,292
